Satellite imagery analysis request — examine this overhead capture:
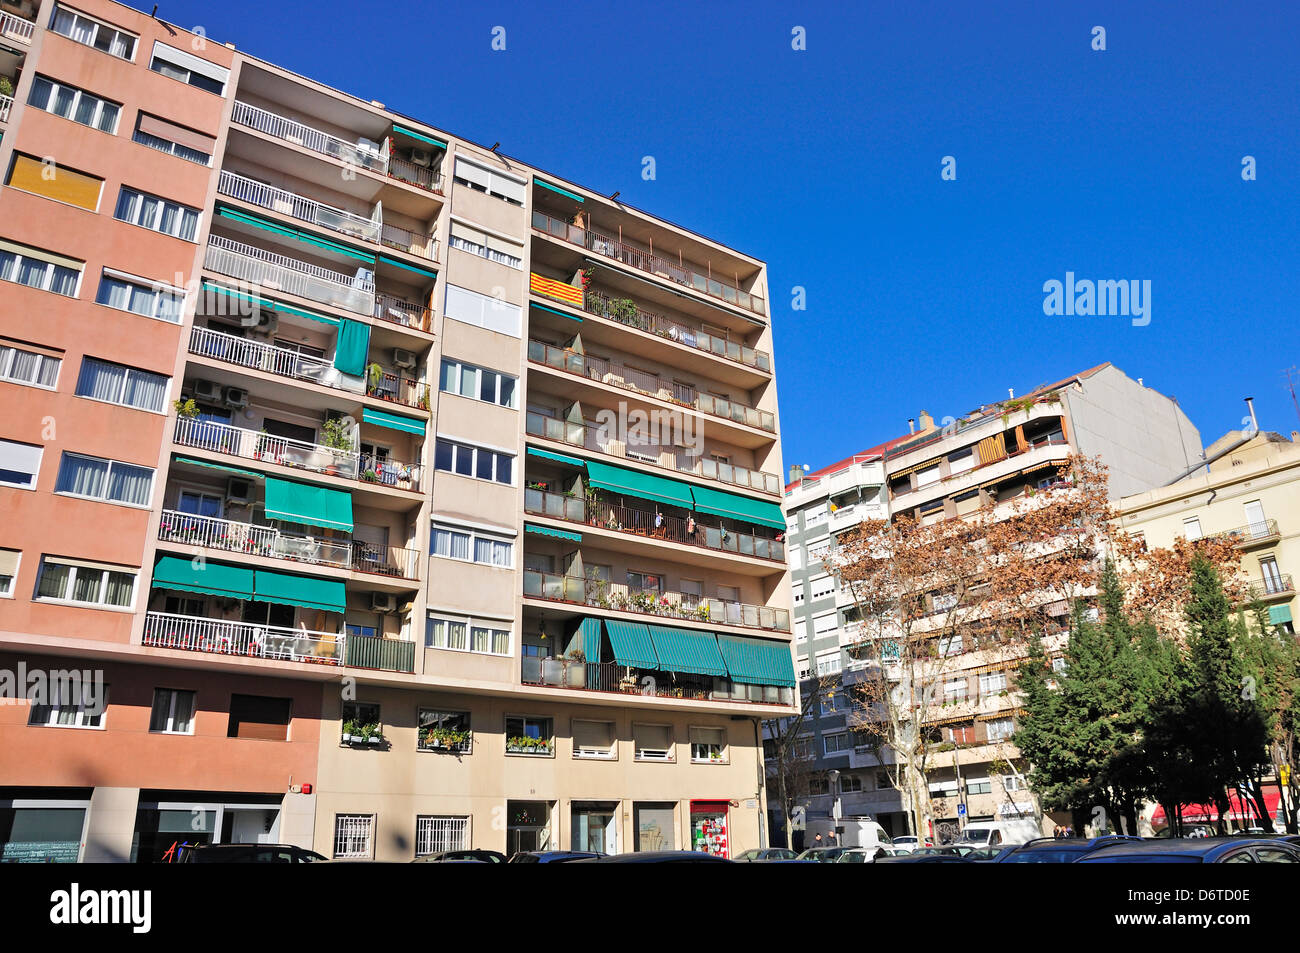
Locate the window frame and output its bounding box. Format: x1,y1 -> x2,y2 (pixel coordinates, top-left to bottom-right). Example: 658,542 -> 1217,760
689,725 -> 728,763
27,683 -> 109,729
113,186 -> 202,242
147,42 -> 229,96
632,722 -> 675,762
414,815 -> 470,856
49,5 -> 138,62
54,451 -> 155,508
26,75 -> 122,134
95,269 -> 186,324
149,687 -> 196,735
0,244 -> 83,298
425,613 -> 511,657
417,708 -> 473,753
433,438 -> 515,486
571,718 -> 617,760
0,342 -> 62,390
332,814 -> 374,859
75,356 -> 170,413
504,714 -> 554,756
439,357 -> 518,409
0,438 -> 43,490
34,557 -> 137,611
430,521 -> 514,569
0,549 -> 19,598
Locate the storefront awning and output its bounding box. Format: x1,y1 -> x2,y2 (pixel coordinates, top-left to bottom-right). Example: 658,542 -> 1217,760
647,625 -> 728,676
152,556 -> 253,600
526,446 -> 585,467
525,522 -> 581,543
585,460 -> 693,509
252,569 -> 346,614
604,619 -> 659,669
362,407 -> 426,436
716,634 -> 796,687
689,484 -> 786,530
264,478 -> 354,532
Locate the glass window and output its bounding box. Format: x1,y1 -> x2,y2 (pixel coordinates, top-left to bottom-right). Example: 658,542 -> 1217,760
28,683 -> 108,728
690,726 -> 726,762
417,709 -> 471,752
113,187 -> 200,240
50,6 -> 137,60
426,615 -> 508,656
439,358 -> 517,408
0,243 -> 82,297
55,453 -> 153,506
35,558 -> 135,609
76,357 -> 168,412
504,715 -> 553,754
149,688 -> 196,734
27,76 -> 121,132
96,273 -> 185,323
0,344 -> 60,389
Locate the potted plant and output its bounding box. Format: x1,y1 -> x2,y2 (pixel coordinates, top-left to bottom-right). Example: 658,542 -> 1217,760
173,398 -> 199,419
0,77 -> 14,99
341,718 -> 357,744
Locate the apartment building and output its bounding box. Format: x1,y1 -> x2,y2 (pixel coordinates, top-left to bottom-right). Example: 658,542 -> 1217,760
0,0 -> 794,862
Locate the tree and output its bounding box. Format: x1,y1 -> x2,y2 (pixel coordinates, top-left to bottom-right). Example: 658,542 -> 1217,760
1115,532 -> 1245,638
765,673 -> 840,849
1235,600 -> 1300,832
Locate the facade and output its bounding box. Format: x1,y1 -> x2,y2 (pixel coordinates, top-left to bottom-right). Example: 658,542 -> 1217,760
0,0 -> 794,862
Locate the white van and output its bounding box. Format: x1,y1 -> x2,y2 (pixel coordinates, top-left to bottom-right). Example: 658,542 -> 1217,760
952,819 -> 1041,848
805,816 -> 893,850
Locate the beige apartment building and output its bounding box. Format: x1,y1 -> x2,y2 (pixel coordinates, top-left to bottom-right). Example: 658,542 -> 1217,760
0,0 -> 793,862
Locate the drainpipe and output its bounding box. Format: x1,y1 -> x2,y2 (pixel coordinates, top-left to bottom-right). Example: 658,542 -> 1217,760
752,716 -> 767,848
1160,397 -> 1262,487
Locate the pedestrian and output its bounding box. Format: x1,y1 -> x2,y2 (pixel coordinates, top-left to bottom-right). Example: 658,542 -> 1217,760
1052,826 -> 1061,839
1065,825 -> 1074,838
813,832 -> 823,848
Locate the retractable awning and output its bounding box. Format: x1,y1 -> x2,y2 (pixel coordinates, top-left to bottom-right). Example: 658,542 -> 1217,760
362,407 -> 426,436
585,460 -> 693,509
264,478 -> 354,532
604,619 -> 659,669
392,124 -> 447,149
716,634 -> 796,687
202,281 -> 338,326
689,484 -> 785,530
526,447 -> 585,467
525,522 -> 581,543
252,569 -> 346,614
215,205 -> 374,263
647,625 -> 728,676
173,457 -> 263,479
576,617 -> 602,664
152,556 -> 253,600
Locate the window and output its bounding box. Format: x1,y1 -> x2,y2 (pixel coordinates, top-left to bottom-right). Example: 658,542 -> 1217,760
55,453 -> 154,506
227,694 -> 292,740
938,634 -> 963,657
877,772 -> 895,789
633,723 -> 673,761
453,157 -> 526,205
819,694 -> 841,716
148,41 -> 229,95
810,575 -> 835,601
96,270 -> 185,323
133,113 -> 214,166
985,717 -> 1015,742
433,439 -> 513,485
840,774 -> 864,793
791,737 -> 812,759
426,615 -> 510,656
415,816 -> 469,855
948,722 -> 977,745
28,684 -> 107,728
943,678 -> 969,702
573,719 -> 616,759
439,358 -> 518,408
448,221 -> 523,268
948,448 -> 975,475
35,557 -> 135,608
333,814 -> 372,858
0,239 -> 82,297
815,651 -> 842,676
0,549 -> 18,597
1000,774 -> 1027,792
0,342 -> 61,389
796,620 -> 809,643
443,283 -> 522,337
808,776 -> 829,795
418,709 -> 472,752
804,504 -> 828,527
967,778 -> 992,796
27,76 -> 121,133
431,522 -> 513,567
76,357 -> 169,412
690,726 -> 726,762
823,732 -> 852,755
50,5 -> 137,60
7,154 -> 104,211
505,715 -> 553,755
0,439 -> 43,489
916,464 -> 941,487
149,689 -> 196,734
788,546 -> 802,570
812,613 -> 837,638
979,671 -> 1008,695
627,571 -> 664,594
114,187 -> 201,241
1182,517 -> 1203,541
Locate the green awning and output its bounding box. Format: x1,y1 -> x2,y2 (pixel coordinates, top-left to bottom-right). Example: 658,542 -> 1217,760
578,617 -> 602,664
527,447 -> 585,467
647,625 -> 727,676
333,318 -> 371,377
716,634 -> 796,687
173,457 -> 262,479
690,484 -> 786,530
202,281 -> 338,326
392,124 -> 447,149
586,460 -> 693,509
530,302 -> 582,322
215,205 -> 374,263
534,177 -> 584,203
379,254 -> 438,280
252,569 -> 346,614
264,478 -> 354,532
152,556 -> 253,600
604,619 -> 659,669
362,407 -> 426,436
1269,604 -> 1293,626
525,522 -> 582,543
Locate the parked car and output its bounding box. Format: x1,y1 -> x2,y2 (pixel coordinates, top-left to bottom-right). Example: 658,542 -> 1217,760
576,850 -> 732,863
952,819 -> 1042,848
966,845 -> 1023,862
889,836 -> 930,854
996,835 -> 1143,863
508,850 -> 604,863
911,845 -> 976,858
835,847 -> 888,863
734,848 -> 800,862
1079,837 -> 1300,864
413,849 -> 508,863
795,847 -> 850,863
875,853 -> 969,863
177,843 -> 327,863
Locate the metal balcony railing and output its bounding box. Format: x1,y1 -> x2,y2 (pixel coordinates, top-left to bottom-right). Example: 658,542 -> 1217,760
0,93 -> 12,124
231,100 -> 387,173
1210,520 -> 1281,547
380,222 -> 439,262
205,234 -> 375,315
143,611 -> 344,666
1245,575 -> 1294,599
218,170 -> 381,245
366,369 -> 430,411
0,12 -> 34,44
191,324 -> 335,384
387,155 -> 443,194
351,540 -> 420,579
522,570 -> 790,632
520,656 -> 792,705
531,211 -> 766,316
158,509 -> 353,569
374,291 -> 432,332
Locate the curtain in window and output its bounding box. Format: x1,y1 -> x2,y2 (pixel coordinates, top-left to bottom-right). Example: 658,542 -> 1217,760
114,188 -> 140,223
97,102 -> 119,133
18,258 -> 47,288
77,358 -> 126,402
123,369 -> 167,411
158,202 -> 179,237
492,629 -> 509,654
104,571 -> 134,606
28,77 -> 52,110
73,94 -> 96,126
56,455 -> 108,497
8,349 -> 37,383
447,621 -> 467,650
107,462 -> 153,505
178,208 -> 199,242
471,627 -> 489,652
72,570 -> 102,604
425,618 -> 445,648
37,563 -> 70,600
156,290 -> 183,323
0,252 -> 14,282
439,360 -> 458,393
97,277 -> 130,309
128,284 -> 155,316
52,85 -> 76,117
49,266 -> 79,297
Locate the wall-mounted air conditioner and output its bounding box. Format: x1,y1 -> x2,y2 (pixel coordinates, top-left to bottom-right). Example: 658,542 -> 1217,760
223,387 -> 248,409
409,148 -> 433,167
193,379 -> 221,403
226,478 -> 252,505
371,592 -> 397,613
392,348 -> 417,370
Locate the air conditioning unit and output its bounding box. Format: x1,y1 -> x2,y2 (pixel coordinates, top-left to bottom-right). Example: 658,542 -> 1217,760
223,386 -> 248,409
392,347 -> 417,370
370,592 -> 397,613
226,478 -> 252,505
409,148 -> 433,167
253,311 -> 279,335
193,379 -> 222,403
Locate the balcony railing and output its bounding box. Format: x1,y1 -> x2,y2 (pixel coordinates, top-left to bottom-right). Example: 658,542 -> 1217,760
387,155 -> 443,194
524,411 -> 782,496
351,540 -> 420,579
367,369 -> 430,411
531,211 -> 766,316
0,93 -> 12,124
191,324 -> 335,384
218,170 -> 381,245
143,611 -> 344,666
1211,520 -> 1281,547
344,632 -> 416,672
0,12 -> 34,44
158,509 -> 353,569
374,292 -> 432,332
582,287 -> 771,373
521,656 -> 791,705
205,234 -> 375,315
380,222 -> 438,262
891,437 -> 1072,503
528,339 -> 775,432
522,570 -> 790,632
232,100 -> 387,174
1245,575 -> 1295,600
524,487 -> 785,562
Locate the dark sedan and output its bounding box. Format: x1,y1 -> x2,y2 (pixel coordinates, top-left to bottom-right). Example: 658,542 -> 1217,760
995,835 -> 1142,863
1079,837 -> 1300,864
576,850 -> 732,863
509,851 -> 604,863
413,849 -> 508,863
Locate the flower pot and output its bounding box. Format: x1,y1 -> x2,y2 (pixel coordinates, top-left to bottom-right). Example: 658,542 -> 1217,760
341,733 -> 352,743
369,735 -> 382,745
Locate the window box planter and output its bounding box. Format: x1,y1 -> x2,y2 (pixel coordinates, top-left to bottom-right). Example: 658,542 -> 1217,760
505,736 -> 552,755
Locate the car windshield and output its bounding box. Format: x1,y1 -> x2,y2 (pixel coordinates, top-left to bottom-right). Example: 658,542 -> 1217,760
1004,848 -> 1085,863
958,830 -> 990,843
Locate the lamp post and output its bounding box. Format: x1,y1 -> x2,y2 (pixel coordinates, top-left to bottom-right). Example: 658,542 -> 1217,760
829,768 -> 842,842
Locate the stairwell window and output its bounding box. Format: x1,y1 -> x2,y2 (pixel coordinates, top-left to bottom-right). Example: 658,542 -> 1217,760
148,41 -> 229,95
96,270 -> 186,324
55,452 -> 154,507
76,357 -> 169,413
115,187 -> 201,241
50,5 -> 137,61
27,76 -> 120,133
0,342 -> 61,389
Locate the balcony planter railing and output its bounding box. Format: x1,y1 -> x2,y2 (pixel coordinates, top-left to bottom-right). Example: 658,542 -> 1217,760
351,540 -> 419,579
205,234 -> 375,316
380,222 -> 439,262
366,369 -> 430,411
524,487 -> 785,562
582,288 -> 771,373
357,452 -> 423,492
520,658 -> 792,705
232,100 -> 388,173
0,93 -> 12,125
522,570 -> 790,632
143,611 -> 343,665
387,155 -> 443,194
531,211 -> 766,316
158,509 -> 354,568
218,170 -> 381,245
891,437 -> 1072,502
1209,520 -> 1280,547
374,292 -> 432,332
344,633 -> 416,672
0,12 -> 34,44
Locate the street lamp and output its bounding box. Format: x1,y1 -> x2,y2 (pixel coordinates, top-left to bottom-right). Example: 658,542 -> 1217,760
828,769 -> 842,841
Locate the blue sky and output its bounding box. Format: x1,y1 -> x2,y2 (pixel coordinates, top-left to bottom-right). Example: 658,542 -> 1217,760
159,0 -> 1299,469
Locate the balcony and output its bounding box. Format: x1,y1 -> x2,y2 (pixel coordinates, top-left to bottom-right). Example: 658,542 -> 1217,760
0,93 -> 11,125
892,437 -> 1071,505
521,657 -> 791,705
231,100 -> 388,174
173,416 -> 424,493
218,170 -> 382,245
1211,520 -> 1281,549
344,632 -> 416,672
525,412 -> 782,496
527,339 -> 775,433
380,222 -> 439,262
522,569 -> 790,632
0,12 -> 34,44
205,234 -> 375,316
374,291 -> 432,333
524,486 -> 785,563
531,211 -> 766,316
1244,575 -> 1294,601
828,500 -> 888,534
387,155 -> 443,195
143,611 -> 344,666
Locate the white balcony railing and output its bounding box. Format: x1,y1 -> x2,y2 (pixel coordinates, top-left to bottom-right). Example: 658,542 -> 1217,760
231,100 -> 388,174
173,416 -> 360,480
190,324 -> 340,384
158,509 -> 354,569
143,611 -> 344,665
205,235 -> 376,316
218,170 -> 381,245
0,12 -> 35,44
0,94 -> 12,124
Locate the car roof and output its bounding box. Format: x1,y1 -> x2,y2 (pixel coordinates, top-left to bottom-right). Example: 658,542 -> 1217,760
581,850 -> 732,863
1082,837 -> 1295,861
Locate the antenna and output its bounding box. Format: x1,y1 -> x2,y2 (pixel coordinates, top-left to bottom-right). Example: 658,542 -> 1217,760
1285,366 -> 1300,426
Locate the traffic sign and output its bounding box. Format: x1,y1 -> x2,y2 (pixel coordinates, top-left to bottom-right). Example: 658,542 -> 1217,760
957,803 -> 967,817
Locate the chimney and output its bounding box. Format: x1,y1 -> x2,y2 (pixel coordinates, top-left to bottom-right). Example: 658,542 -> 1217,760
1244,397 -> 1258,435
1008,388 -> 1015,399
908,418 -> 916,434
918,410 -> 935,434
788,464 -> 805,484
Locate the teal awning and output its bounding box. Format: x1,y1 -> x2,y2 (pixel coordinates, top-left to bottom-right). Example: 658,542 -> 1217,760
379,254 -> 438,280
648,625 -> 728,676
604,619 -> 659,669
173,457 -> 262,479
716,634 -> 796,687
152,556 -> 253,600
690,484 -> 786,530
1269,604 -> 1293,625
202,281 -> 338,326
530,302 -> 582,323
578,617 -> 602,664
534,177 -> 584,202
586,460 -> 693,509
392,124 -> 447,149
215,205 -> 374,263
333,318 -> 370,377
362,407 -> 426,436
527,446 -> 585,467
264,478 -> 354,532
525,522 -> 581,543
252,569 -> 346,614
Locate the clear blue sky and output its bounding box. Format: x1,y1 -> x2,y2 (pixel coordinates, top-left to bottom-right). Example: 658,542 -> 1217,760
158,0 -> 1299,469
